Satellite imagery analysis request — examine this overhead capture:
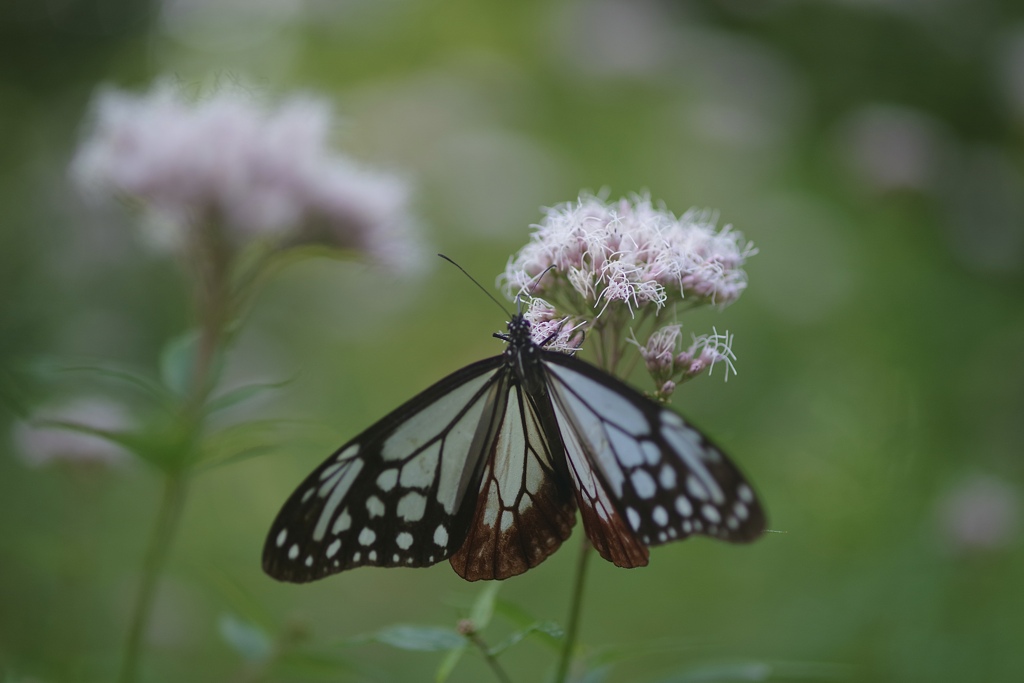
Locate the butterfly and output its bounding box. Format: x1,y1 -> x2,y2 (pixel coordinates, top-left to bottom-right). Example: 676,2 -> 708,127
263,313 -> 765,582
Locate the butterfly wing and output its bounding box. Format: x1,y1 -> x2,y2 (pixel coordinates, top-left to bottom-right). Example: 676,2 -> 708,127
262,356 -> 507,583
541,352 -> 766,566
449,378 -> 577,581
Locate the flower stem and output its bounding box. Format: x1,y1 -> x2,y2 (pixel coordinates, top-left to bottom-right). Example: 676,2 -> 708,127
117,471 -> 188,683
467,632 -> 513,683
554,536 -> 592,683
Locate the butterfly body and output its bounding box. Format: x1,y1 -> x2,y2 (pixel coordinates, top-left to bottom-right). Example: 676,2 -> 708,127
263,315 -> 764,582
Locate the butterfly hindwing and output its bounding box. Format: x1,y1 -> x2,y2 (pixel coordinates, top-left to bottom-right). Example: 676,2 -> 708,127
450,380 -> 577,580
262,357 -> 506,582
542,351 -> 765,557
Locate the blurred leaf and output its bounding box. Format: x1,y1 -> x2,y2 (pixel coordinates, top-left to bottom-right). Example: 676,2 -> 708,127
492,599 -> 563,652
273,649 -> 359,681
196,418 -> 291,471
589,638 -> 699,668
468,582 -> 501,631
653,661 -> 774,683
160,330 -> 201,396
55,363 -> 170,404
206,376 -> 294,414
160,329 -> 224,397
581,664 -> 613,683
219,613 -> 273,663
367,625 -> 464,652
17,357 -> 171,411
434,642 -> 467,683
489,621 -> 563,656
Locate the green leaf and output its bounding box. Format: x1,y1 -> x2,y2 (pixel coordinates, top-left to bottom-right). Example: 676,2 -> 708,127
468,582 -> 501,631
273,650 -> 358,680
56,364 -> 170,404
219,613 -> 273,663
160,330 -> 224,397
434,643 -> 467,683
205,376 -> 293,414
589,638 -> 698,668
492,600 -> 563,652
489,621 -> 563,656
654,662 -> 773,683
370,625 -> 464,652
160,330 -> 201,396
195,419 -> 287,471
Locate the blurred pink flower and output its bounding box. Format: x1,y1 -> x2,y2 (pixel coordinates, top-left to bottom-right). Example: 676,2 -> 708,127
70,81 -> 422,271
936,474 -> 1020,554
13,397 -> 131,468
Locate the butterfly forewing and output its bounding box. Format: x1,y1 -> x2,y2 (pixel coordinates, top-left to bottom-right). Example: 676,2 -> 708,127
542,352 -> 765,551
263,357 -> 505,582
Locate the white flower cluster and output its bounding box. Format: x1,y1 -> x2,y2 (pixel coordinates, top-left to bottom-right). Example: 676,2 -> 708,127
71,81 -> 421,270
501,193 -> 755,314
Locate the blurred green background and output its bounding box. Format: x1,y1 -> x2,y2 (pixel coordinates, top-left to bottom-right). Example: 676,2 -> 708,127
2,0 -> 1023,681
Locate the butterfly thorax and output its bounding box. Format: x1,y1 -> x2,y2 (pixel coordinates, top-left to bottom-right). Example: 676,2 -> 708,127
500,314 -> 546,395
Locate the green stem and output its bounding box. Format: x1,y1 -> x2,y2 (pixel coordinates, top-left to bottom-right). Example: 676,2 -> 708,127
554,536 -> 593,683
468,633 -> 513,683
117,472 -> 189,683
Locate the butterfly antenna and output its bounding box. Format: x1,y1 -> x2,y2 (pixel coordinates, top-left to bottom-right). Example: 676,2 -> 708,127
437,254 -> 512,318
514,264 -> 557,310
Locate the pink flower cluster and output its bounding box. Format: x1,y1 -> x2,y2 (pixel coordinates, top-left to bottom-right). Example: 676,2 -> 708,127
501,193 -> 755,315
71,81 -> 421,270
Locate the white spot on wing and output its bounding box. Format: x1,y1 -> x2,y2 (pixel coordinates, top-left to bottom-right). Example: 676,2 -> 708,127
314,460 -> 364,541
397,491 -> 427,522
626,507 -> 641,531
500,510 -> 514,532
662,423 -> 724,503
368,550 -> 377,561
399,442 -> 440,488
366,496 -> 385,518
332,509 -> 352,534
659,463 -> 676,489
326,539 -> 341,558
396,532 -> 413,549
686,475 -> 709,501
275,529 -> 288,547
376,469 -> 398,492
337,444 -> 359,461
653,506 -> 669,526
702,504 -> 721,524
358,528 -> 376,546
288,544 -> 299,560
305,556 -> 313,567
609,426 -> 645,467
737,484 -> 754,503
631,469 -> 656,499
734,501 -> 749,520
433,524 -> 448,547
319,461 -> 343,481
675,495 -> 693,517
